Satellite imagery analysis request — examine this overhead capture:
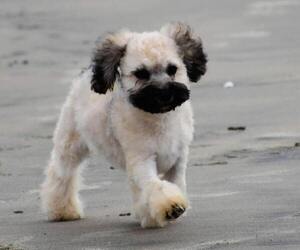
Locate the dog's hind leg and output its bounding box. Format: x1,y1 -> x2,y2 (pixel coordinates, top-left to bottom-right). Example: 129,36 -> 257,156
41,99 -> 89,221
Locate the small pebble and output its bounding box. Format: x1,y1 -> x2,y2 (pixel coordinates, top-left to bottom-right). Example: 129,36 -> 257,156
224,81 -> 235,88
295,142 -> 300,147
109,166 -> 115,170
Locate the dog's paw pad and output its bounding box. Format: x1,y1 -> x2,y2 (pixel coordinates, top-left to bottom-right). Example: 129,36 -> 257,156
165,203 -> 186,220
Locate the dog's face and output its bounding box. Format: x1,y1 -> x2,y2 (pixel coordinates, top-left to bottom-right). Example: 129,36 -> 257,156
91,23 -> 207,114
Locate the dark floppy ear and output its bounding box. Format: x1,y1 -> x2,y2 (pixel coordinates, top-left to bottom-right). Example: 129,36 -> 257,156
91,31 -> 130,94
161,22 -> 207,82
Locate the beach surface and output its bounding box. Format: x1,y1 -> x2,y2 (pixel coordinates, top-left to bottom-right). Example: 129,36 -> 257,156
0,0 -> 300,249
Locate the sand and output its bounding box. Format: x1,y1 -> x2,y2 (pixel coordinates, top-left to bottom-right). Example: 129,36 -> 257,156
0,0 -> 300,249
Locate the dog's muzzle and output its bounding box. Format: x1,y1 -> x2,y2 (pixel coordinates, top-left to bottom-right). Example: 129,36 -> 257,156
128,82 -> 190,114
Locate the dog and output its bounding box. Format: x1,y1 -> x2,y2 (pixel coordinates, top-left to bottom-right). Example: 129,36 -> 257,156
40,22 -> 207,228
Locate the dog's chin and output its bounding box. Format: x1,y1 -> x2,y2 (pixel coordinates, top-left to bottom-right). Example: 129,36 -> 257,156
128,82 -> 190,114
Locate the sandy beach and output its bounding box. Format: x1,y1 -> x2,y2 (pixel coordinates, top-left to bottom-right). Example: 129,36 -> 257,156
0,0 -> 300,249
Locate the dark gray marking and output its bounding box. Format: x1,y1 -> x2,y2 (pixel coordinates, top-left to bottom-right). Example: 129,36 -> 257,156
168,22 -> 207,82
91,34 -> 126,94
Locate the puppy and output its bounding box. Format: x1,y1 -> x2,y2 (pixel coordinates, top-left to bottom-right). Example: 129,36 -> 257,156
41,22 -> 207,228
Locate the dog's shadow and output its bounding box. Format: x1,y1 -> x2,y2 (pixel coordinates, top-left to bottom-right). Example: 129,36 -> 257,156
31,216 -> 187,248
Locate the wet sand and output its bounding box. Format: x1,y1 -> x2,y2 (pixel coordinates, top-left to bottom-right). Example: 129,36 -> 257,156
0,0 -> 300,249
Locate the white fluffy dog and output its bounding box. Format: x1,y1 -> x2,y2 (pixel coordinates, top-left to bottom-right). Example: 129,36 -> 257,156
41,22 -> 207,228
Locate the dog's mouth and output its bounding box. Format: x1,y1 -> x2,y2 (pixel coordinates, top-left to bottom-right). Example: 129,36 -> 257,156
128,82 -> 190,114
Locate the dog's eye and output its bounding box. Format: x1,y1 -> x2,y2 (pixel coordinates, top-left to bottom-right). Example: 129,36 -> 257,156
166,64 -> 177,76
133,68 -> 150,81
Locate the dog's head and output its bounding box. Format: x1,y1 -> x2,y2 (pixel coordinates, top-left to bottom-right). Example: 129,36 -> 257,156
91,22 -> 207,113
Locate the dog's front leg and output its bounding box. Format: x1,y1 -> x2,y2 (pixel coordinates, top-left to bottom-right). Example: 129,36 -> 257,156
164,149 -> 189,195
127,155 -> 188,228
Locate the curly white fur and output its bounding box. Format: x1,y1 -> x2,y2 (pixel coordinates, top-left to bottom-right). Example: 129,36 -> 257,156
41,22 -> 206,228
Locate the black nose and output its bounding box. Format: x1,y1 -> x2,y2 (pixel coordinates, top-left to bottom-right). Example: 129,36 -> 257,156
157,89 -> 174,104
161,81 -> 189,103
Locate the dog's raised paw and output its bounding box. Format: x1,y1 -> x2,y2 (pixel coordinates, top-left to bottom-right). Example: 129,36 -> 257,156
166,203 -> 186,220
140,180 -> 188,227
